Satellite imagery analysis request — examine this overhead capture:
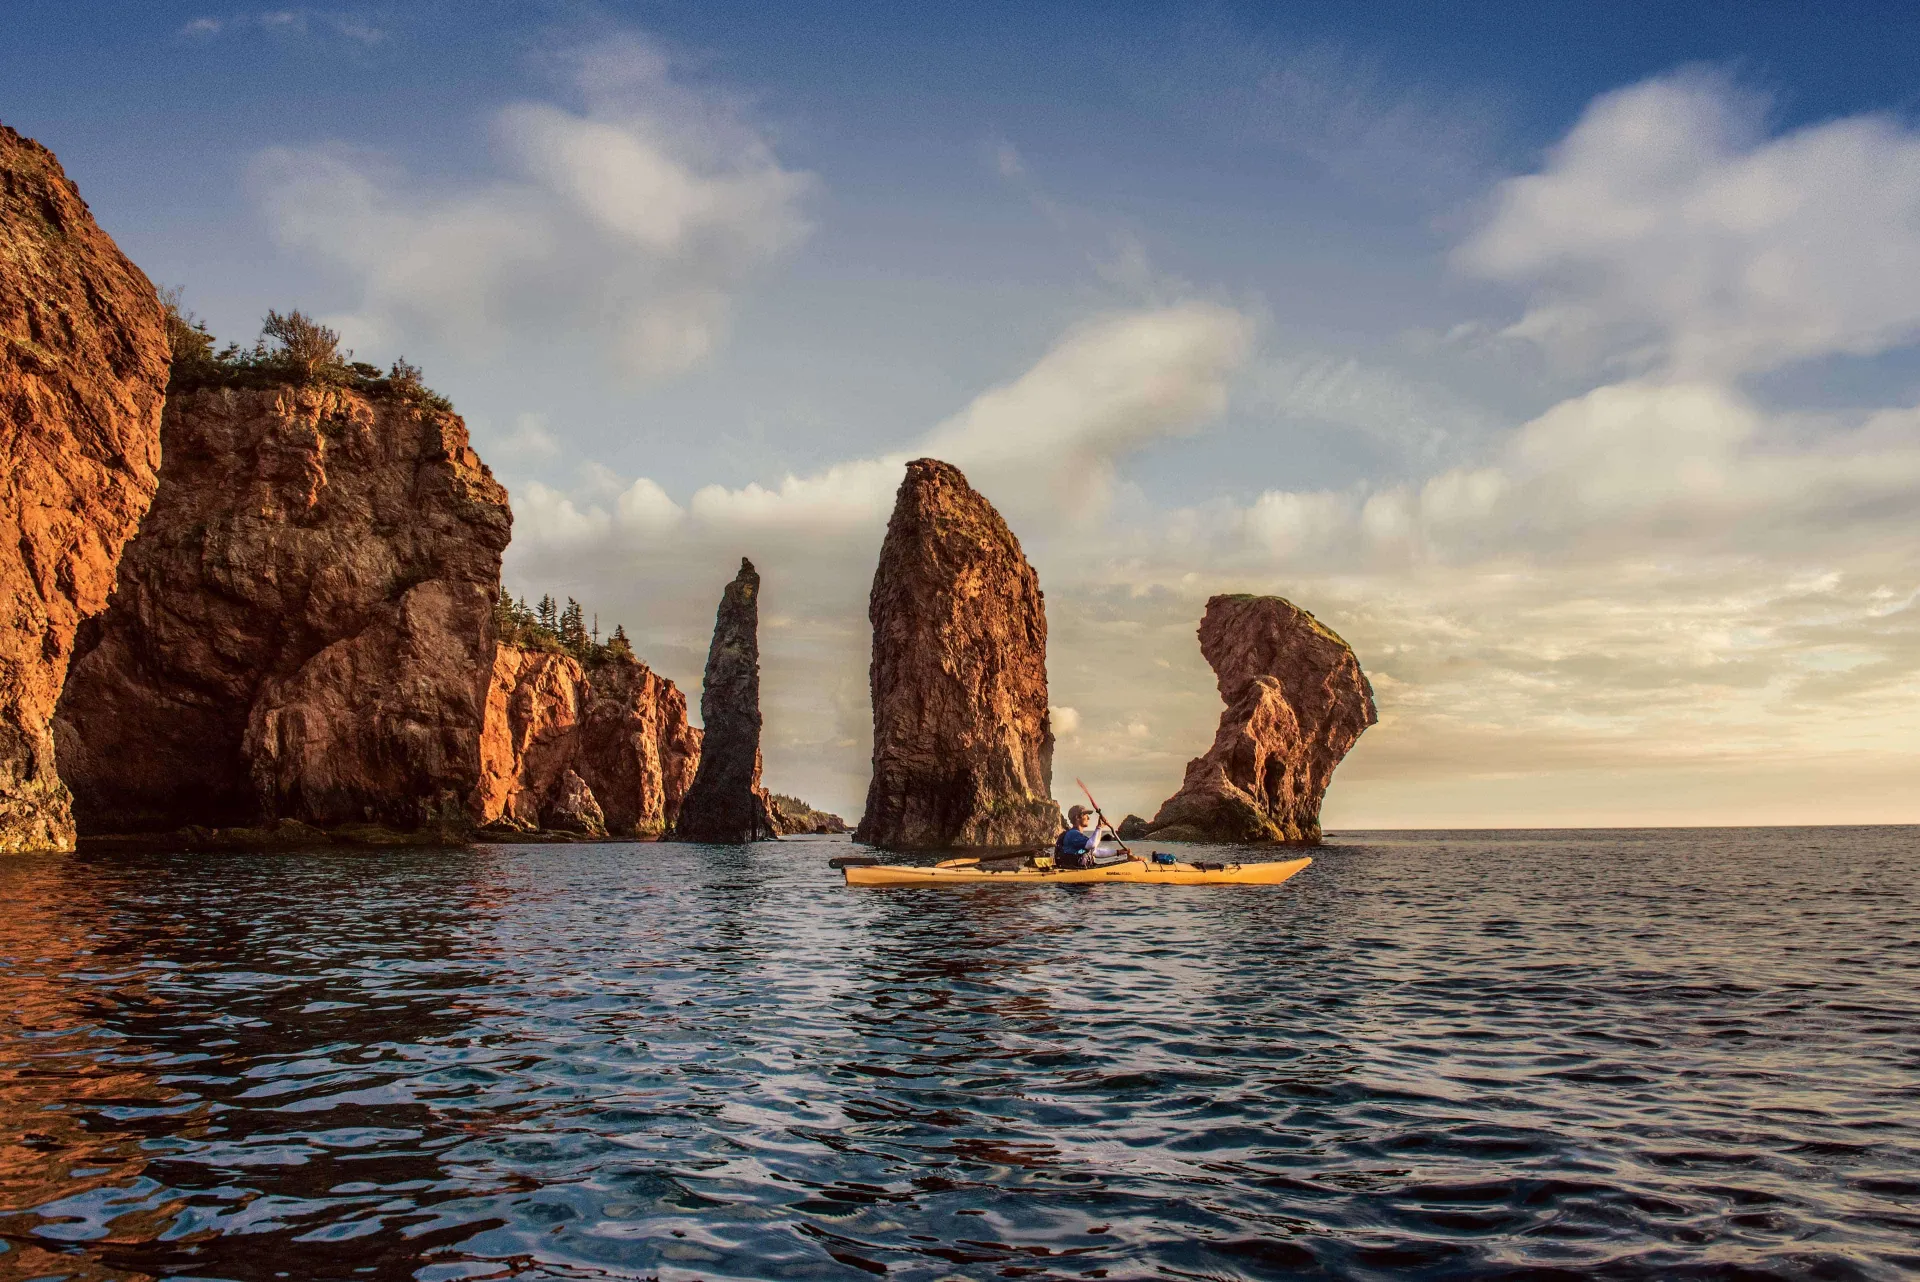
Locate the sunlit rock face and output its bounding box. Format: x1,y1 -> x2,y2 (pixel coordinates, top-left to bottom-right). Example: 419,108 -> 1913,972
768,794 -> 849,835
476,645 -> 700,837
674,558 -> 777,843
1148,594 -> 1376,845
55,383 -> 511,835
0,124 -> 169,853
854,459 -> 1059,850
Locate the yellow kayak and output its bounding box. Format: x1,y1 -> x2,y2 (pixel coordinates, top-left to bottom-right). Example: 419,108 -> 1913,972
842,855 -> 1312,887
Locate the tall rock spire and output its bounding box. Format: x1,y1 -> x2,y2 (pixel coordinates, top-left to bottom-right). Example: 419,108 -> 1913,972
673,558 -> 776,843
853,459 -> 1060,850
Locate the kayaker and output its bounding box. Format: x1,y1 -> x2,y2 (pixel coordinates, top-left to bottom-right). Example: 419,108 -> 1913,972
1054,805 -> 1104,869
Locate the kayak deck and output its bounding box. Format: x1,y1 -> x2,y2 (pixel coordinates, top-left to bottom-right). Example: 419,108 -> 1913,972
842,855 -> 1312,887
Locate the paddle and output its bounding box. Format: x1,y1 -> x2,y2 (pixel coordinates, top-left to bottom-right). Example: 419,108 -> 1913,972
1074,778 -> 1132,859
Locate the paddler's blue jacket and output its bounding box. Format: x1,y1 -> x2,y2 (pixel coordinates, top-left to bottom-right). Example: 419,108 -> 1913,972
1055,827 -> 1097,866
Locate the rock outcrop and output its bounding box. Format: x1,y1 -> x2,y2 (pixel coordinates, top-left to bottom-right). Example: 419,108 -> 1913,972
673,558 -> 776,842
1148,594 -> 1375,844
476,644 -> 701,836
1115,814 -> 1151,841
547,769 -> 607,837
0,125 -> 169,853
55,382 -> 512,835
768,793 -> 849,835
854,459 -> 1059,850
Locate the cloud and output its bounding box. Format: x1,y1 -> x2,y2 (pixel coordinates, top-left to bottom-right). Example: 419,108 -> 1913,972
662,302 -> 1255,536
252,32 -> 811,377
183,10 -> 385,44
1458,71 -> 1920,377
1226,381 -> 1920,572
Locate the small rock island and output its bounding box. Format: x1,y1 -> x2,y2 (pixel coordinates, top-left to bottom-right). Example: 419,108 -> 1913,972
1145,594 -> 1376,844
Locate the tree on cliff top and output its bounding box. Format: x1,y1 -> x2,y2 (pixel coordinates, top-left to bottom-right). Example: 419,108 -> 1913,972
495,589 -> 638,667
157,288 -> 453,409
260,309 -> 344,378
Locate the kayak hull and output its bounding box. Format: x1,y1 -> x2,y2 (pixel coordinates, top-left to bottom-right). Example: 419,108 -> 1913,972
842,855 -> 1312,887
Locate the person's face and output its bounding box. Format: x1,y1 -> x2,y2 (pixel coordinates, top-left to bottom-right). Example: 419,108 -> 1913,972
1079,812 -> 1095,831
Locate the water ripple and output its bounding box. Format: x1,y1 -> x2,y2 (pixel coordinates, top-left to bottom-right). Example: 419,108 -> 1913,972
1,827 -> 1916,1279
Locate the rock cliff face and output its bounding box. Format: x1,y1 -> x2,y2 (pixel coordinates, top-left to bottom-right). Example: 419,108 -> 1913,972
0,125 -> 169,853
475,644 -> 700,836
1148,594 -> 1375,844
768,793 -> 849,835
54,382 -> 512,834
674,558 -> 776,843
854,459 -> 1059,850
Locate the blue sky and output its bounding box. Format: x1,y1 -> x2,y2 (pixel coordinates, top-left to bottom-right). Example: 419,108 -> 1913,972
9,2 -> 1920,824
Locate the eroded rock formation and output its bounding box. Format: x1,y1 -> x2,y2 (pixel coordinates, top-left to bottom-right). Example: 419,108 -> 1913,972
55,382 -> 511,835
854,459 -> 1059,850
476,644 -> 700,836
1148,594 -> 1376,844
768,793 -> 849,835
0,125 -> 169,853
674,558 -> 776,842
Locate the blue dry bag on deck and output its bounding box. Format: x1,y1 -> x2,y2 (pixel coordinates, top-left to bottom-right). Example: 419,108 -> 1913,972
1152,852 -> 1176,866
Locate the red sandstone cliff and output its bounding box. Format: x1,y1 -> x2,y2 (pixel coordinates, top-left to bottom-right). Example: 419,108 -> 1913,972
476,644 -> 700,837
1148,594 -> 1376,844
0,125 -> 169,853
54,382 -> 512,834
674,558 -> 776,843
854,459 -> 1059,849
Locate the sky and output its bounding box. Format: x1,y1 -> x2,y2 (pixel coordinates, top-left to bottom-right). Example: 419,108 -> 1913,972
8,1 -> 1920,827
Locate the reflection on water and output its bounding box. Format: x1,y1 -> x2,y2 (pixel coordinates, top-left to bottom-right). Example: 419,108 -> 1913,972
1,830 -> 1916,1280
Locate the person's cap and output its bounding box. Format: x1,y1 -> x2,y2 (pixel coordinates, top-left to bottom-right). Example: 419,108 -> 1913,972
1067,804 -> 1088,825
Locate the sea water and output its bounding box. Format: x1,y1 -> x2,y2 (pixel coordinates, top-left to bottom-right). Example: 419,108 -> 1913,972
1,829 -> 1914,1280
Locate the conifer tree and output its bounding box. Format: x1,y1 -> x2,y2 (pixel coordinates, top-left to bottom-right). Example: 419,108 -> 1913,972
560,598 -> 587,652
537,594 -> 558,634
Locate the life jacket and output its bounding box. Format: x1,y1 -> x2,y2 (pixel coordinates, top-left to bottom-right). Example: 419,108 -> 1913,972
1054,827 -> 1094,868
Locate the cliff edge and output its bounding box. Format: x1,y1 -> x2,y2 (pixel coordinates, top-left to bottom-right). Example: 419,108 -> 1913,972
55,380 -> 512,835
0,124 -> 169,853
477,644 -> 700,837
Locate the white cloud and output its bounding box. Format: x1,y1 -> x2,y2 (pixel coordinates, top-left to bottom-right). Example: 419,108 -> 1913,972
919,303 -> 1254,520
184,10 -> 385,43
1458,72 -> 1920,377
253,33 -> 811,377
1232,381 -> 1920,568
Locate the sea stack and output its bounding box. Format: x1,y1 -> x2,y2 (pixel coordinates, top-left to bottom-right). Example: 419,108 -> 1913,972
1147,594 -> 1376,844
854,459 -> 1059,849
673,558 -> 776,842
476,644 -> 701,836
54,380 -> 512,836
0,125 -> 170,854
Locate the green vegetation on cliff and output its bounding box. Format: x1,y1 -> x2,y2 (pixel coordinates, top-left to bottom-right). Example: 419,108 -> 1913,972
494,590 -> 638,666
162,293 -> 453,410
